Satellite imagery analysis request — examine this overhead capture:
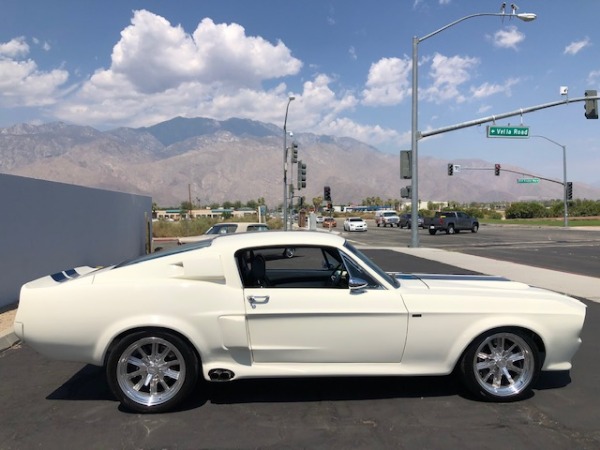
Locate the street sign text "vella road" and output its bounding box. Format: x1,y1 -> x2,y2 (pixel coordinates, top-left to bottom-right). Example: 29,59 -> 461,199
517,178 -> 540,184
487,126 -> 530,138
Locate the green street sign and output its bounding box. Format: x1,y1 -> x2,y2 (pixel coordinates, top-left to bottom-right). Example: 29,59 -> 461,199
517,178 -> 540,184
487,126 -> 530,138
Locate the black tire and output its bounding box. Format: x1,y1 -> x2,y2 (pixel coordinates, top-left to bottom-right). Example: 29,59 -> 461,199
429,229 -> 436,235
459,329 -> 540,402
446,224 -> 455,234
283,248 -> 295,258
472,224 -> 479,233
377,223 -> 380,227
106,330 -> 199,413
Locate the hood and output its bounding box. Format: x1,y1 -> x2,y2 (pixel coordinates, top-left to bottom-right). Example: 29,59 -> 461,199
395,273 -> 531,291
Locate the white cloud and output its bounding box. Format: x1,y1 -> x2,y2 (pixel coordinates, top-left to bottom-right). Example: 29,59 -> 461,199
0,38 -> 70,108
587,70 -> 600,85
362,57 -> 411,106
564,38 -> 591,55
469,78 -> 520,99
349,46 -> 357,60
420,53 -> 479,104
53,10 -> 307,127
317,117 -> 404,147
489,26 -> 526,50
106,11 -> 302,94
0,37 -> 30,58
0,10 -> 400,151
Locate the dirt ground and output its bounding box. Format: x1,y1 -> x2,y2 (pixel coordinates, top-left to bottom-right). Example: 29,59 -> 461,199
0,304 -> 17,334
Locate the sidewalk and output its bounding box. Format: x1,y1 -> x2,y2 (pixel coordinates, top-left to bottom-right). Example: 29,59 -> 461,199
2,245 -> 599,352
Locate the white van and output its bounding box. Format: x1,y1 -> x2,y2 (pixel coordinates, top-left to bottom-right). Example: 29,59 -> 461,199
375,210 -> 400,227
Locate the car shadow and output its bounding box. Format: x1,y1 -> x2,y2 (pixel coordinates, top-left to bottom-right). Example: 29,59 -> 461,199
47,365 -> 461,410
46,365 -> 571,412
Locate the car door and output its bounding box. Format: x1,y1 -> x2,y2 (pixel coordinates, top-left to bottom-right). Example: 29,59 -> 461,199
457,212 -> 469,229
242,246 -> 409,364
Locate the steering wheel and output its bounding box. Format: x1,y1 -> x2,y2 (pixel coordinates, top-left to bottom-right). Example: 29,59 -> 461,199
329,263 -> 347,288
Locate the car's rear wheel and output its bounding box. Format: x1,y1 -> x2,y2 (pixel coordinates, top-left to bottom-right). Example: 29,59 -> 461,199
429,229 -> 436,235
107,330 -> 199,413
459,329 -> 540,402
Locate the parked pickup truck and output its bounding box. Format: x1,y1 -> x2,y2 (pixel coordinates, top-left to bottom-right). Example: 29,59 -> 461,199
426,211 -> 479,235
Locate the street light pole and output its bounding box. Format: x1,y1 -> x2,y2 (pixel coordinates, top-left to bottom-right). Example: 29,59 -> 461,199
283,96 -> 295,231
532,135 -> 568,227
409,11 -> 536,247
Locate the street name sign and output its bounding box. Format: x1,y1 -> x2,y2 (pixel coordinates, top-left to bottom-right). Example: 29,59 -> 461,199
487,126 -> 530,138
517,178 -> 540,184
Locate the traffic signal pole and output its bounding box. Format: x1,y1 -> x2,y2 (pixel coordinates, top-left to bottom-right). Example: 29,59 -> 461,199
420,95 -> 598,140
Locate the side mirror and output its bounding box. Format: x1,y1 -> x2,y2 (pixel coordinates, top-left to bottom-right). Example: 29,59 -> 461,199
349,277 -> 368,292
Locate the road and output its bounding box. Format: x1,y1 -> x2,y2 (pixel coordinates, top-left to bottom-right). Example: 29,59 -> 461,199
340,222 -> 600,278
1,247 -> 598,449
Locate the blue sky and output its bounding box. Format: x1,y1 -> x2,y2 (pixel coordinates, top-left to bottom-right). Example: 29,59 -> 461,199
2,0 -> 600,187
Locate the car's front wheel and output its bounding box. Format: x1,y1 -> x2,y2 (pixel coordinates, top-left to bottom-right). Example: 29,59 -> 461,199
459,329 -> 540,402
107,330 -> 199,413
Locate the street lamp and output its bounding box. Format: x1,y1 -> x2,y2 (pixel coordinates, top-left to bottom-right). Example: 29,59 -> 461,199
531,135 -> 568,227
410,10 -> 537,247
283,95 -> 295,231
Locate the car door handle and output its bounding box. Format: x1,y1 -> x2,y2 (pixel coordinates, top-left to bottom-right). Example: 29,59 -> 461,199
247,295 -> 270,309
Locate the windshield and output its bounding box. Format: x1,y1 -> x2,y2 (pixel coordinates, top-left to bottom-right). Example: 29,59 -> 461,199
383,212 -> 397,216
115,239 -> 213,268
343,241 -> 400,288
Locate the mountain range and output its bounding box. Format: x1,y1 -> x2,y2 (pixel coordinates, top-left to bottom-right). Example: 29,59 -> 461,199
1,117 -> 599,208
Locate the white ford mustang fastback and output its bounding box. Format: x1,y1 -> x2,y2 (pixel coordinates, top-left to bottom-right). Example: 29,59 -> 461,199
14,232 -> 586,413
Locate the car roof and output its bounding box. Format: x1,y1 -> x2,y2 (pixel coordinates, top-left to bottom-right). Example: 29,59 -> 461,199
210,230 -> 346,251
212,222 -> 265,227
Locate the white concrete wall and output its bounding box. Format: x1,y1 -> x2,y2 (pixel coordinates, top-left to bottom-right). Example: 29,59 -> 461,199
0,174 -> 152,308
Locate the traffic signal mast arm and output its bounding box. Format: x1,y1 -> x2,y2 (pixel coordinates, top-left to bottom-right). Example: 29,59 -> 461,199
459,166 -> 565,186
420,95 -> 599,140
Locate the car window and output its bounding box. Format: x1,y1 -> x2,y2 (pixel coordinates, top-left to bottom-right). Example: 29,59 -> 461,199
341,253 -> 380,288
236,245 -> 386,290
236,246 -> 345,289
115,239 -> 213,268
247,225 -> 269,232
344,241 -> 399,288
206,224 -> 238,235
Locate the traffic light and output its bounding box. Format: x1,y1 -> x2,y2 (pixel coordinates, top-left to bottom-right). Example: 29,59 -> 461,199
324,185 -> 331,201
567,182 -> 573,200
400,150 -> 412,179
447,163 -> 453,176
291,142 -> 299,163
585,90 -> 598,119
297,161 -> 307,190
494,163 -> 501,176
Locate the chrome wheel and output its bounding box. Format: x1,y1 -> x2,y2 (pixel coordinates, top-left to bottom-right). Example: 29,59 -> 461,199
117,336 -> 185,406
461,330 -> 539,401
107,331 -> 198,413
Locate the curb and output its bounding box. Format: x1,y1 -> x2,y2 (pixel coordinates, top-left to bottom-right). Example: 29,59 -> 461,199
0,328 -> 19,352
